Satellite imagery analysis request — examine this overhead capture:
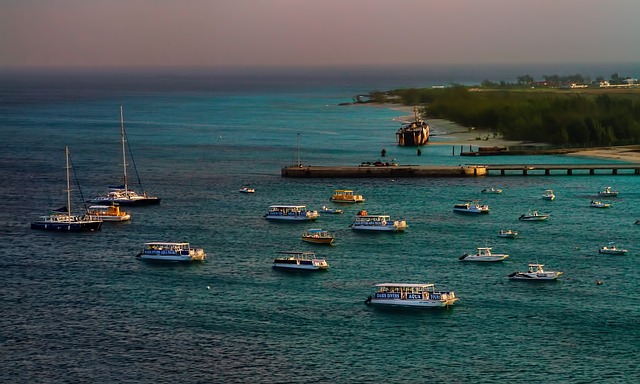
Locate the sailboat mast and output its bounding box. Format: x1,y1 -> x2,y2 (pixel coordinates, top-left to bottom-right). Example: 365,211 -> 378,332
66,146 -> 71,216
120,106 -> 128,192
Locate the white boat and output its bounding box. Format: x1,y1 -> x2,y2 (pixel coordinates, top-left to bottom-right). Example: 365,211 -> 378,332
508,263 -> 563,280
31,147 -> 103,232
239,186 -> 255,193
598,186 -> 618,197
330,189 -> 365,203
542,189 -> 555,200
301,228 -> 335,245
481,187 -> 503,194
88,106 -> 161,206
137,242 -> 207,262
264,205 -> 319,221
453,201 -> 490,214
598,242 -> 628,255
272,251 -> 329,270
320,205 -> 343,214
459,247 -> 509,262
86,204 -> 131,222
350,214 -> 407,232
498,229 -> 519,238
364,283 -> 458,308
518,211 -> 549,221
590,200 -> 611,208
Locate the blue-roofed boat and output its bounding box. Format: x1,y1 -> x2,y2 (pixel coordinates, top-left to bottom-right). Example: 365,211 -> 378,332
365,283 -> 458,308
136,242 -> 207,262
264,205 -> 319,221
272,251 -> 329,270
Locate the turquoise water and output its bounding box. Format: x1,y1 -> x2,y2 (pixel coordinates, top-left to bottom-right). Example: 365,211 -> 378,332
1,68 -> 639,383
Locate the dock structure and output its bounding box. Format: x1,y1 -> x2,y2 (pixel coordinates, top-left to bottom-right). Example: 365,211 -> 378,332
281,164 -> 640,178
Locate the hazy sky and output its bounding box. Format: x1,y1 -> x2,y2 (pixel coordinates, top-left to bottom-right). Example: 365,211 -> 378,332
2,0 -> 640,68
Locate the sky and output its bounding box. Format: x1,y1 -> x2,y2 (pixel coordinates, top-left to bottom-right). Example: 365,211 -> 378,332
2,0 -> 640,69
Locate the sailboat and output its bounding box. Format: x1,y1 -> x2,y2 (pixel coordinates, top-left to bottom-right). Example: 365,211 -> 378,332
31,147 -> 103,231
88,106 -> 161,206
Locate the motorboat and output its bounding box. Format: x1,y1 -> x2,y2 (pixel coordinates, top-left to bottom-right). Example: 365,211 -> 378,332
481,187 -> 503,194
542,189 -> 555,200
590,200 -> 611,208
508,263 -> 563,280
86,204 -> 130,222
453,201 -> 490,214
239,186 -> 255,193
88,106 -> 161,206
459,247 -> 509,262
598,242 -> 628,255
264,205 -> 319,221
31,146 -> 103,232
518,211 -> 549,221
330,189 -> 365,203
350,214 -> 407,232
301,229 -> 335,245
498,229 -> 519,238
320,205 -> 343,214
136,242 -> 207,262
272,251 -> 329,270
598,186 -> 618,197
364,283 -> 458,308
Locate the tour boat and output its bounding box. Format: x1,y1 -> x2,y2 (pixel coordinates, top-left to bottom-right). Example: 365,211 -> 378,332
481,187 -> 503,194
453,201 -> 490,214
518,211 -> 549,221
598,186 -> 618,197
364,283 -> 458,308
86,204 -> 131,222
542,189 -> 555,200
239,186 -> 255,193
320,205 -> 343,214
459,247 -> 509,262
301,229 -> 335,245
88,106 -> 161,206
498,229 -> 519,238
272,251 -> 329,271
350,214 -> 407,232
31,147 -> 103,232
136,242 -> 207,262
264,205 -> 319,221
598,242 -> 628,255
590,201 -> 611,208
330,189 -> 365,203
395,107 -> 430,146
508,263 -> 563,280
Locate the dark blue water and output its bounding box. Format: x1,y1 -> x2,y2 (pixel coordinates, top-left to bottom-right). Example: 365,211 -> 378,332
1,66 -> 639,383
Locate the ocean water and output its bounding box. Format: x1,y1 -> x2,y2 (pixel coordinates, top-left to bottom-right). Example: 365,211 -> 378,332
1,65 -> 639,383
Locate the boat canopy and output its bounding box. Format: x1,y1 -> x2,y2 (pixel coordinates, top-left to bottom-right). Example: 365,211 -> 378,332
375,283 -> 435,288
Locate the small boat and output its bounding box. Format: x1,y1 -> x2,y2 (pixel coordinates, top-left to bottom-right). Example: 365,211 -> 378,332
395,107 -> 430,146
239,186 -> 255,193
350,214 -> 407,232
272,251 -> 329,270
459,247 -> 509,262
590,200 -> 611,208
518,211 -> 549,221
508,263 -> 563,280
598,242 -> 628,255
453,201 -> 490,214
31,146 -> 103,232
598,186 -> 618,197
542,189 -> 555,200
88,106 -> 161,206
136,242 -> 207,262
330,189 -> 365,203
364,283 -> 458,308
320,205 -> 343,214
481,187 -> 503,194
264,205 -> 319,221
301,229 -> 335,245
86,204 -> 130,222
498,229 -> 519,238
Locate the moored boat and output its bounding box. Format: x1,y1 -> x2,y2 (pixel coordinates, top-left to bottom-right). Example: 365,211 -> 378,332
350,214 -> 407,232
264,205 -> 319,221
518,211 -> 549,221
498,229 -> 519,238
508,263 -> 563,280
364,283 -> 458,308
542,189 -> 555,200
272,251 -> 329,270
459,247 -> 509,262
598,186 -> 618,197
239,186 -> 255,193
481,187 -> 503,194
320,205 -> 343,214
598,242 -> 628,255
136,242 -> 207,262
330,189 -> 365,203
301,229 -> 335,245
87,204 -> 131,222
453,201 -> 490,214
590,200 -> 611,208
396,107 -> 430,146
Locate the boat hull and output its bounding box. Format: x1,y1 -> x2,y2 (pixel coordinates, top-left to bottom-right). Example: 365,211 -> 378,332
369,298 -> 457,308
31,220 -> 103,232
396,128 -> 430,146
598,250 -> 627,255
459,255 -> 508,262
508,273 -> 562,280
351,225 -> 406,232
302,237 -> 334,244
89,197 -> 161,206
